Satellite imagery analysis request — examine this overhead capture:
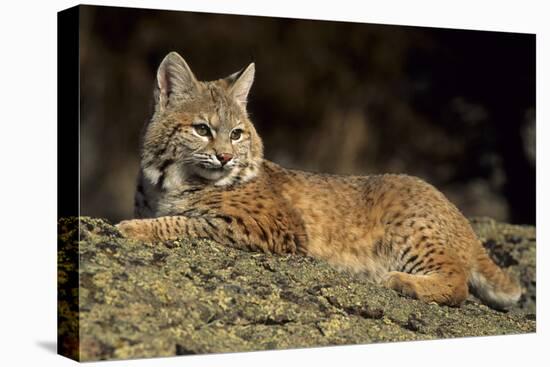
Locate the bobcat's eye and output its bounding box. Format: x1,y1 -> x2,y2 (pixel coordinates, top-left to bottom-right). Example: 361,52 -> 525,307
230,129 -> 243,141
193,123 -> 211,137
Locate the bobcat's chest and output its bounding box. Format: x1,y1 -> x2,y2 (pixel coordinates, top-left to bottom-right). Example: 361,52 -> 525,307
156,189 -> 212,217
136,172 -> 210,218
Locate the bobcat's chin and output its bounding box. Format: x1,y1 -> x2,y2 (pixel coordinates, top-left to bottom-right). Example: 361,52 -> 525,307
191,164 -> 235,182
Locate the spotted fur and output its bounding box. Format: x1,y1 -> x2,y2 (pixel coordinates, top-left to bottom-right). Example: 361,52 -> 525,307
118,52 -> 522,309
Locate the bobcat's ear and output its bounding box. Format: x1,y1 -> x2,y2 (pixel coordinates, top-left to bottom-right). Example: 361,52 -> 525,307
155,52 -> 199,110
226,63 -> 255,106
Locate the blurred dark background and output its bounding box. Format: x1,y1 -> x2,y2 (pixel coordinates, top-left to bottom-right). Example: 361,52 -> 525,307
78,5 -> 535,225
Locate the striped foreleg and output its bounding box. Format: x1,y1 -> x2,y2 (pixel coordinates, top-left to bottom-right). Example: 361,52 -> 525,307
116,215 -> 270,252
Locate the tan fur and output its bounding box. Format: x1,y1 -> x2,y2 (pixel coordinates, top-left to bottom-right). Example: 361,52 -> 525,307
118,52 -> 522,309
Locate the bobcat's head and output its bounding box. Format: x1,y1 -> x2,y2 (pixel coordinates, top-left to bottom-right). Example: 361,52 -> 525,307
141,52 -> 264,190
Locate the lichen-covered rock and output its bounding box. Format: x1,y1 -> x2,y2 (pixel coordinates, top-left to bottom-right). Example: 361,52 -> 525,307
58,217 -> 536,361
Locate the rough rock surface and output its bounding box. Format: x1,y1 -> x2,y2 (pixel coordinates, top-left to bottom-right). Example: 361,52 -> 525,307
58,217 -> 536,361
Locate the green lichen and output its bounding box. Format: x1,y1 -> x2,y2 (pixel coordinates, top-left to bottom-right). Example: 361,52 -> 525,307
57,216 -> 536,361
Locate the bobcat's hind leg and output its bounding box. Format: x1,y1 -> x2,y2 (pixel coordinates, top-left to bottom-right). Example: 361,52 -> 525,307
383,266 -> 469,306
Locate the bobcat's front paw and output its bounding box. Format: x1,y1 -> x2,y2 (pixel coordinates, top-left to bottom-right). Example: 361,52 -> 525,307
116,219 -> 157,242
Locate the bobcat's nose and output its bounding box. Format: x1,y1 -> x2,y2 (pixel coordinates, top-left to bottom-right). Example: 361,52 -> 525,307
216,153 -> 233,166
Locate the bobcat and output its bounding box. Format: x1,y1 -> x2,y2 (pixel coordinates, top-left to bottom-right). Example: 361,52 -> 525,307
117,51 -> 522,309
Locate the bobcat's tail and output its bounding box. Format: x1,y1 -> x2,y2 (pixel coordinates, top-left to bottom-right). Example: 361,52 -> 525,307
468,243 -> 523,309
